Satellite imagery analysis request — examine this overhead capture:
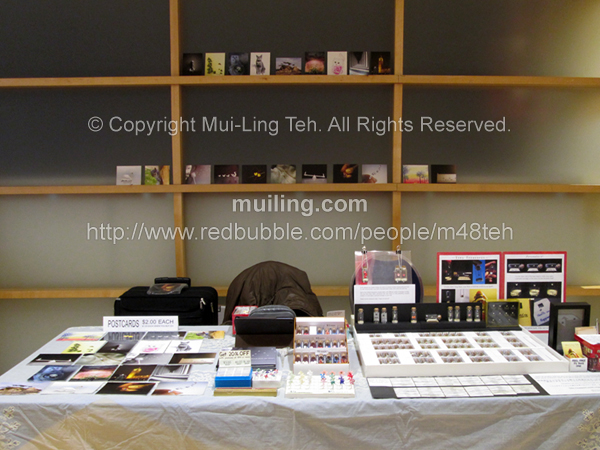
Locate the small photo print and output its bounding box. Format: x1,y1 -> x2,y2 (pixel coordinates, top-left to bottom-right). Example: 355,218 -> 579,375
28,365 -> 80,382
250,52 -> 270,75
370,51 -> 392,75
29,354 -> 81,365
227,52 -> 250,75
185,165 -> 211,184
152,381 -> 208,396
97,382 -> 156,395
361,164 -> 387,183
302,164 -> 327,184
276,57 -> 302,75
116,166 -> 142,185
270,164 -> 297,184
205,53 -> 226,76
214,165 -> 239,184
327,51 -> 347,75
242,165 -> 267,184
305,52 -> 326,74
76,353 -> 127,366
333,164 -> 358,183
71,365 -> 118,382
110,365 -> 157,382
402,165 -> 429,184
185,330 -> 226,340
144,166 -> 170,185
0,382 -> 49,395
349,51 -> 369,75
181,53 -> 204,75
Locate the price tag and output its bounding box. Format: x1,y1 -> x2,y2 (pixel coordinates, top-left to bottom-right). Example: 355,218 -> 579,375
218,349 -> 251,367
103,316 -> 179,332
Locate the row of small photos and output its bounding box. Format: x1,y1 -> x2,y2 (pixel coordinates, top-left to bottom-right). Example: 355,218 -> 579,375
181,51 -> 392,76
116,164 -> 388,185
403,165 -> 457,184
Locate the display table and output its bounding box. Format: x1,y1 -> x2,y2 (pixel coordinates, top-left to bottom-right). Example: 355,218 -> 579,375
1,326 -> 599,450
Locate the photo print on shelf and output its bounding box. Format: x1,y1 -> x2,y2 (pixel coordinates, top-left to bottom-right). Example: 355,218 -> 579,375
276,57 -> 302,75
214,165 -> 239,184
361,164 -> 387,183
242,165 -> 267,184
227,52 -> 250,75
333,164 -> 358,183
250,52 -> 270,75
205,53 -> 226,76
327,52 -> 347,75
302,164 -> 327,184
185,165 -> 211,185
270,164 -> 297,184
181,53 -> 203,75
349,52 -> 369,75
305,52 -> 326,74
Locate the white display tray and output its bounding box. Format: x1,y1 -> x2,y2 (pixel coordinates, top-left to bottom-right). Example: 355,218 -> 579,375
285,374 -> 356,398
356,329 -> 569,377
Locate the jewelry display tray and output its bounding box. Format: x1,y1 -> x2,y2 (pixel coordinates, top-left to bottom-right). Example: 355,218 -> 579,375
356,329 -> 569,378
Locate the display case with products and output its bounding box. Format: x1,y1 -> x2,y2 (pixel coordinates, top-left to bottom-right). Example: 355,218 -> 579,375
292,317 -> 349,374
356,329 -> 569,378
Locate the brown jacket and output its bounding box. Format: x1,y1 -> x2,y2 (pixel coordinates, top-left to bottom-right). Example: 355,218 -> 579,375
222,261 -> 323,324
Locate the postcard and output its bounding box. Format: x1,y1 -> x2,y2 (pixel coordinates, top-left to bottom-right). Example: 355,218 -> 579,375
71,365 -> 118,382
97,382 -> 156,395
185,165 -> 211,185
28,365 -> 80,382
361,164 -> 387,184
205,53 -> 226,76
327,51 -> 347,75
41,382 -> 105,395
29,353 -> 81,365
62,341 -> 105,354
152,381 -> 208,396
250,52 -> 270,75
110,365 -> 157,382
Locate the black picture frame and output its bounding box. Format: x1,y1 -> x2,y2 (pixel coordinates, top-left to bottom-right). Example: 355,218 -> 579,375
548,302 -> 591,354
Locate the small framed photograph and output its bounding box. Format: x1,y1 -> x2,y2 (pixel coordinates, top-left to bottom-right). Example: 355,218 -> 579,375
548,302 -> 591,354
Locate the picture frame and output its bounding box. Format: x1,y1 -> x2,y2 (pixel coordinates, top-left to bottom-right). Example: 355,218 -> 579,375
548,302 -> 591,354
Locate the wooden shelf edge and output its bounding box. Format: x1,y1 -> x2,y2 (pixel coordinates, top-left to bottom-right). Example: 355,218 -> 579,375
0,184 -> 397,195
0,75 -> 398,89
4,75 -> 600,89
0,286 -> 350,299
0,288 -> 130,299
400,75 -> 600,88
398,183 -> 600,193
1,285 -> 597,299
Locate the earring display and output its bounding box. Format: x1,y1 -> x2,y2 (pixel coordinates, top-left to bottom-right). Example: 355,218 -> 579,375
356,329 -> 569,377
285,370 -> 356,398
293,317 -> 349,374
486,301 -> 520,328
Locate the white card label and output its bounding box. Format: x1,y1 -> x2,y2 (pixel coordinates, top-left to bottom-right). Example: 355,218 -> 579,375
103,316 -> 179,332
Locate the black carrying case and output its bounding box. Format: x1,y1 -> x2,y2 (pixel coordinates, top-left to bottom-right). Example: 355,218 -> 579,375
114,278 -> 219,326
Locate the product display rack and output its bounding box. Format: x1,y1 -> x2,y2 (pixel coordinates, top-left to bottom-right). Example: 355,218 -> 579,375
1,0 -> 600,302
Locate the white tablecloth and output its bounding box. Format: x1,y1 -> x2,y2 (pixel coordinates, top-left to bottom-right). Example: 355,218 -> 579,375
1,326 -> 599,450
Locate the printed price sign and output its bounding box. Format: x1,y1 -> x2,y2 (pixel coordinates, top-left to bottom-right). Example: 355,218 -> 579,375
103,316 -> 179,332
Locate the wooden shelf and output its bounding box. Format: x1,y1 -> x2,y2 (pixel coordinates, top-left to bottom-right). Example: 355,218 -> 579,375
0,75 -> 398,89
0,184 -> 397,196
4,75 -> 600,90
2,285 -> 598,300
0,285 -> 350,299
400,75 -> 600,89
398,184 -> 600,193
3,184 -> 599,196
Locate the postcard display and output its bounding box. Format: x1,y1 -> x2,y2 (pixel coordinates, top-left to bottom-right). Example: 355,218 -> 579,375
503,252 -> 567,327
437,252 -> 501,305
287,317 -> 355,398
